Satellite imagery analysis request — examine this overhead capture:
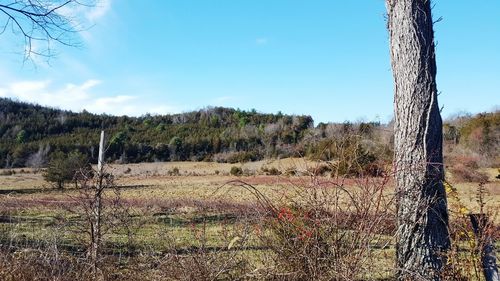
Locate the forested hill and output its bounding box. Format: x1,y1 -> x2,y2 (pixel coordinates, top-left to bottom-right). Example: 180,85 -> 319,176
0,98 -> 316,167
2,98 -> 498,170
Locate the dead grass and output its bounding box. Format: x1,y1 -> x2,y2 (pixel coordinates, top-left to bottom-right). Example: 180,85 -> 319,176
0,159 -> 498,280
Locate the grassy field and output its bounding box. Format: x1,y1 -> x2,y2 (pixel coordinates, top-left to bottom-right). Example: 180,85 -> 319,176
0,159 -> 498,280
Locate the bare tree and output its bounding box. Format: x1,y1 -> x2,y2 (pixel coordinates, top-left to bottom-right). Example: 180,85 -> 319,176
0,0 -> 91,61
90,130 -> 105,275
386,0 -> 450,280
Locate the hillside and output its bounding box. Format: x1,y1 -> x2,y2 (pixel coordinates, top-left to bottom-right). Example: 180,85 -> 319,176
1,98 -> 498,171
0,98 -> 317,167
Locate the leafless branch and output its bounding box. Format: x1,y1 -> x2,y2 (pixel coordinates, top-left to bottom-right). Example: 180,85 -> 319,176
0,0 -> 94,62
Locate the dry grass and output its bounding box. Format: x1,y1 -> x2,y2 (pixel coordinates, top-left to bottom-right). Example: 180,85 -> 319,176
2,160 -> 497,212
0,159 -> 498,280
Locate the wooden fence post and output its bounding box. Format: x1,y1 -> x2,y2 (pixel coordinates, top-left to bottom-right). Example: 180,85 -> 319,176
90,130 -> 105,277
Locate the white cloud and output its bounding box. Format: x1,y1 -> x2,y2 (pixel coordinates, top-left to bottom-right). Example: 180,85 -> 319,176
0,79 -> 179,117
1,80 -> 94,110
58,0 -> 112,24
92,95 -> 136,115
10,80 -> 50,93
86,0 -> 112,22
255,38 -> 268,45
81,79 -> 102,90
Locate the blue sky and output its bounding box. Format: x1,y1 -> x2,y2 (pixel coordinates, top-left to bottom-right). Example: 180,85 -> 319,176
0,0 -> 498,124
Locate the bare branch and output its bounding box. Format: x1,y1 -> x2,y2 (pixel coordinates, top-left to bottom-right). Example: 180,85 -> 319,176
0,0 -> 94,61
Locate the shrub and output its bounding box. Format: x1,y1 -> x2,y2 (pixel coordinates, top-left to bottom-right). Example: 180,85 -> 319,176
283,167 -> 297,176
233,175 -> 395,280
450,164 -> 489,183
0,170 -> 14,176
310,136 -> 387,178
443,182 -> 499,280
267,167 -> 281,175
213,151 -> 261,164
230,166 -> 243,176
167,167 -> 180,176
261,166 -> 281,175
43,150 -> 91,189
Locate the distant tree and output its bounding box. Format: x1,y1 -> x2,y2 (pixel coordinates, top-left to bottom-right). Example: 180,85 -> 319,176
44,150 -> 90,189
169,136 -> 183,161
109,131 -> 128,158
11,144 -> 36,167
386,0 -> 450,279
15,130 -> 27,143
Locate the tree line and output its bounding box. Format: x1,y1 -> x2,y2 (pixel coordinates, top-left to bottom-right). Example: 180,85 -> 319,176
1,98 -> 497,173
0,98 -> 316,167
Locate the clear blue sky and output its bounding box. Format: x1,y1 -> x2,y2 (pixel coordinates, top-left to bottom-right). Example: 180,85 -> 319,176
0,0 -> 498,124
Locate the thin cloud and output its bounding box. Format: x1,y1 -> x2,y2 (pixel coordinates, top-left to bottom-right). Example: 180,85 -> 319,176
0,79 -> 179,117
10,80 -> 50,93
55,0 -> 112,45
86,0 -> 112,22
58,0 -> 112,23
1,80 -> 95,110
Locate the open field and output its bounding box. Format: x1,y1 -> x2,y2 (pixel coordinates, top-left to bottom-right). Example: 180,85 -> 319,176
0,159 -> 498,280
1,159 -> 498,210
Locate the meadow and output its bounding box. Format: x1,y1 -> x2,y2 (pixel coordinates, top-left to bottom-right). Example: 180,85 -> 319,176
0,159 -> 498,280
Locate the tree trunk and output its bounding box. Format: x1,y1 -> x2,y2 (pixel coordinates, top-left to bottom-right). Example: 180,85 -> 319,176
386,0 -> 450,280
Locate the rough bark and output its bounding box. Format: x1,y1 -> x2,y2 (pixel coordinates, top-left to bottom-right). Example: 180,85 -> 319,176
386,0 -> 450,280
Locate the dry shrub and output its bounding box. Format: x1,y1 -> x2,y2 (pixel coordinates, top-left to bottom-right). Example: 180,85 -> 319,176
283,167 -> 298,176
442,182 -> 499,280
0,249 -> 88,281
450,164 -> 489,183
0,170 -> 15,176
446,155 -> 489,183
213,151 -> 261,164
167,166 -> 180,176
261,166 -> 282,176
0,247 -> 175,281
162,246 -> 250,280
309,135 -> 390,178
230,166 -> 243,176
229,174 -> 395,280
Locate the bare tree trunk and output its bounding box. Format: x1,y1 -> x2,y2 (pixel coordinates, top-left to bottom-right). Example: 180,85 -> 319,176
386,1 -> 450,280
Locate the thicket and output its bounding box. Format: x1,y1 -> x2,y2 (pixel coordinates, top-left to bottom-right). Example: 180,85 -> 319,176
443,111 -> 500,181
